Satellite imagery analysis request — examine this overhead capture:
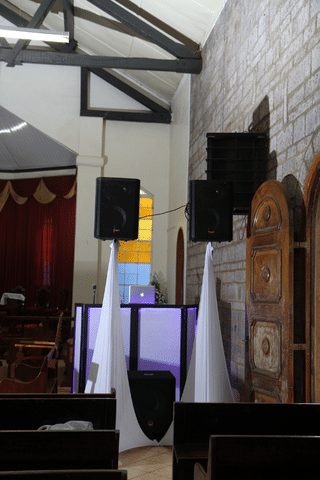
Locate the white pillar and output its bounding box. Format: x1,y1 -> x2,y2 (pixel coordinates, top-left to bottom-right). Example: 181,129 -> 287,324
72,118 -> 105,307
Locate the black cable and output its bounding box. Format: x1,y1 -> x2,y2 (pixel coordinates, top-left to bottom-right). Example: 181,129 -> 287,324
139,204 -> 187,219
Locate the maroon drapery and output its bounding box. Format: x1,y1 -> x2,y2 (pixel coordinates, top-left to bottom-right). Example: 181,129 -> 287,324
0,175 -> 76,310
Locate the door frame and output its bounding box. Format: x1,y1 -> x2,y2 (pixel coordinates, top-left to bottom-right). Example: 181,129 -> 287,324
304,151 -> 320,403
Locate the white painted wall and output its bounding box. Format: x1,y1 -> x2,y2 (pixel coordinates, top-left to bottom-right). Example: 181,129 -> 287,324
97,120 -> 171,303
0,63 -> 80,154
166,76 -> 190,304
0,60 -> 188,308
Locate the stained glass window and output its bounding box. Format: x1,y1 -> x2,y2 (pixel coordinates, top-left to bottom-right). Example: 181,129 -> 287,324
118,194 -> 153,303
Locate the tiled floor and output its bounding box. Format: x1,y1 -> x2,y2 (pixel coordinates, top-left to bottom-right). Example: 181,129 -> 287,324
119,446 -> 172,480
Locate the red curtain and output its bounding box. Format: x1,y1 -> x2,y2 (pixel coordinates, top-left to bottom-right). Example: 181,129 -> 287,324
0,175 -> 76,310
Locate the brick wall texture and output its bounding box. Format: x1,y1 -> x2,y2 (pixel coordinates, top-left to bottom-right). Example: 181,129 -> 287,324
187,0 -> 320,401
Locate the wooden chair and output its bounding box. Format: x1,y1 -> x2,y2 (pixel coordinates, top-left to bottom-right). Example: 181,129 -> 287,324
0,346 -> 57,393
10,312 -> 63,384
44,288 -> 71,317
25,286 -> 50,315
0,470 -> 127,480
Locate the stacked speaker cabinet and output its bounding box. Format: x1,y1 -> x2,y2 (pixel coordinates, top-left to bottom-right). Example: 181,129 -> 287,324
189,179 -> 233,242
94,177 -> 140,241
128,370 -> 176,442
206,132 -> 267,214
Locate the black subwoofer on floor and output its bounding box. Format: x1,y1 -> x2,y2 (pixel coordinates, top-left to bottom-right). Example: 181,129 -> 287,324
128,371 -> 176,442
94,177 -> 140,241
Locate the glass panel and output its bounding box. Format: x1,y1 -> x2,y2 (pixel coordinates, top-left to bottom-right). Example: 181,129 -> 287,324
118,194 -> 153,303
138,229 -> 152,241
138,252 -> 151,263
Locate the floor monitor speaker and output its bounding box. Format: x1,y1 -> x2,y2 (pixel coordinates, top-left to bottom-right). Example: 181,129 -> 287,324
189,180 -> 233,242
128,371 -> 176,442
94,177 -> 140,240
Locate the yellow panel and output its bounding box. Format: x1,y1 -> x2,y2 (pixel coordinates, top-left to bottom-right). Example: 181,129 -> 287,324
118,241 -> 126,252
139,219 -> 152,231
139,242 -> 151,252
126,240 -> 139,252
118,251 -> 125,262
126,252 -> 138,263
139,208 -> 152,219
140,197 -> 152,207
138,252 -> 151,263
139,230 -> 152,241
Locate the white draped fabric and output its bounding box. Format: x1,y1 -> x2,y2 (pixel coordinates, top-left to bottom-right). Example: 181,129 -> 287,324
85,240 -> 155,452
181,242 -> 233,403
85,240 -> 233,451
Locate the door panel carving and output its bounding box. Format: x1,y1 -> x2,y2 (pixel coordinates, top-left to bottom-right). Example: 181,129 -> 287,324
246,180 -> 294,403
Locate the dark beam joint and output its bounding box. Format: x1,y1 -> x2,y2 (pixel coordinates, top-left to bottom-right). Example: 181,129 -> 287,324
6,0 -> 65,67
81,67 -> 171,124
62,0 -> 75,41
88,67 -> 170,113
81,108 -> 171,124
0,49 -> 202,73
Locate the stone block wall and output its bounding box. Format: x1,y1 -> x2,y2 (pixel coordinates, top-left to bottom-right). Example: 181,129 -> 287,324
187,0 -> 320,401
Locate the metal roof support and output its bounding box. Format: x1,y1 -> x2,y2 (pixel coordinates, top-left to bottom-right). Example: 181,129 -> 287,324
87,0 -> 201,60
0,48 -> 201,72
80,67 -> 171,124
6,0 -> 59,67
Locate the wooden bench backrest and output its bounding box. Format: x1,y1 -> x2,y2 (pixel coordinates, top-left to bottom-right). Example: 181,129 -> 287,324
208,434 -> 320,479
173,402 -> 320,444
0,395 -> 116,430
0,470 -> 127,480
0,430 -> 119,471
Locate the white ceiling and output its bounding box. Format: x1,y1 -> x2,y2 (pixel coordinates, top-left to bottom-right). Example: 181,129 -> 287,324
0,0 -> 227,172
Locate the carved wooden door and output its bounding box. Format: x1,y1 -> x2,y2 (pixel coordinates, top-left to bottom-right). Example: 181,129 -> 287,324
246,180 -> 294,403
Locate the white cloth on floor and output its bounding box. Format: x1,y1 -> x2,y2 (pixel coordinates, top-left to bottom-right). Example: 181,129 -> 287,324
181,242 -> 233,403
85,240 -> 156,451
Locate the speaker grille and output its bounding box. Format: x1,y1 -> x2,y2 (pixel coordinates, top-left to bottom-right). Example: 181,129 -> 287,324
206,132 -> 267,214
128,371 -> 176,442
189,180 -> 233,242
94,177 -> 140,241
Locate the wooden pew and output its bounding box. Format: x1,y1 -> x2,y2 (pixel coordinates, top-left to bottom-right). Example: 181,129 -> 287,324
0,470 -> 127,480
0,429 -> 119,471
172,402 -> 320,480
0,392 -> 116,430
194,434 -> 320,480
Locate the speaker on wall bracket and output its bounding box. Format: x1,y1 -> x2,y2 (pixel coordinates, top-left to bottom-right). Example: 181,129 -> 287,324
94,177 -> 140,241
128,370 -> 176,442
189,179 -> 233,242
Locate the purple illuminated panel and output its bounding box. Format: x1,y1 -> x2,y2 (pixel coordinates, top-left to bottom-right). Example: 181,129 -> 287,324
138,308 -> 182,400
73,305 -> 83,393
85,306 -> 131,386
186,307 -> 197,371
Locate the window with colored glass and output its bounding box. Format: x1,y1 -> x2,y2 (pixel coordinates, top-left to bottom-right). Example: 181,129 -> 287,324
118,192 -> 153,303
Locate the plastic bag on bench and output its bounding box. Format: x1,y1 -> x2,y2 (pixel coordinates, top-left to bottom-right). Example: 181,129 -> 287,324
38,420 -> 94,431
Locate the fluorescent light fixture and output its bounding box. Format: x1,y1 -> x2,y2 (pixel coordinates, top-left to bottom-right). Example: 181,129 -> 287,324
0,25 -> 69,43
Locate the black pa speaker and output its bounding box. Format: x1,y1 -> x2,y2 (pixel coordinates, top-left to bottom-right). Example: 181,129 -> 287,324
128,371 -> 176,442
94,177 -> 140,241
189,180 -> 233,242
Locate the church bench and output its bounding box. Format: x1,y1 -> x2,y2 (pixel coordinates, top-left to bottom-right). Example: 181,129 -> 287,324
173,402 -> 320,480
193,434 -> 320,480
0,470 -> 127,480
0,429 -> 119,471
0,392 -> 117,430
